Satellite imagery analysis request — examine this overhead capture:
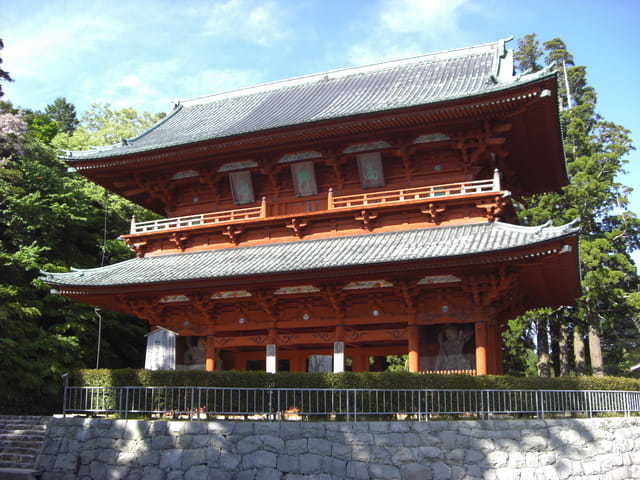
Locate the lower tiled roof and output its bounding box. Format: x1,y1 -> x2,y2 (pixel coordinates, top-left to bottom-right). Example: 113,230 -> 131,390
41,221 -> 578,289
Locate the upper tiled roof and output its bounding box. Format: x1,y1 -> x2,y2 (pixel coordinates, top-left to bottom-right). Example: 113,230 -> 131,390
64,38 -> 551,161
42,221 -> 578,290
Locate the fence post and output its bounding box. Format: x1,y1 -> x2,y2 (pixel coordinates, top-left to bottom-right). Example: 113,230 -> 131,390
61,373 -> 69,418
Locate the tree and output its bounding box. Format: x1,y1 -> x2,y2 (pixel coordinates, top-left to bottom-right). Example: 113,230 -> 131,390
45,97 -> 79,134
513,33 -> 543,73
509,34 -> 640,377
0,39 -> 12,98
52,102 -> 165,151
0,97 -> 163,410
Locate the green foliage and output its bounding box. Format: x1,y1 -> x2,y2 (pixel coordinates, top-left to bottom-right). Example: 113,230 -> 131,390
45,97 -> 79,134
508,34 -> 640,377
52,102 -> 165,151
0,98 -> 161,411
513,33 -> 543,73
72,368 -> 640,392
0,39 -> 12,98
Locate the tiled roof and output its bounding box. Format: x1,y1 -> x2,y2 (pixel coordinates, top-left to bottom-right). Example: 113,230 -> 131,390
64,38 -> 551,161
42,221 -> 578,290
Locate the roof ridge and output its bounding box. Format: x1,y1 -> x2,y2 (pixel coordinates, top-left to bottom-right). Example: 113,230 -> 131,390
178,39 -> 509,108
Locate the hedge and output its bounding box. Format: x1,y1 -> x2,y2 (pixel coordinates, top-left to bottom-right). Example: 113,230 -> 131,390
72,369 -> 640,392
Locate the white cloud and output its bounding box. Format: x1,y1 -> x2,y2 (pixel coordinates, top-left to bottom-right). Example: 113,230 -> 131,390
199,0 -> 291,47
346,0 -> 480,65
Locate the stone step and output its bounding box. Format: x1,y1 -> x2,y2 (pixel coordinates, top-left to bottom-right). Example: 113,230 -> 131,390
0,416 -> 49,470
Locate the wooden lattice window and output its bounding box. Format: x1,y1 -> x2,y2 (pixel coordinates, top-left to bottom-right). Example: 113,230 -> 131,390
291,161 -> 318,197
229,170 -> 255,204
357,152 -> 385,189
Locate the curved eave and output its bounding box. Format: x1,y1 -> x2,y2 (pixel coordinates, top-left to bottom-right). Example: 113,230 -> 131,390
65,73 -> 565,214
42,221 -> 580,306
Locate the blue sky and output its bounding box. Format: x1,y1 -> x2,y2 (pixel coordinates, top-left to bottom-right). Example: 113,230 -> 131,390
2,0 -> 639,262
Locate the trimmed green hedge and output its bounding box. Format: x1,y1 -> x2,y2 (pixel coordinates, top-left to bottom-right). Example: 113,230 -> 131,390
72,369 -> 640,391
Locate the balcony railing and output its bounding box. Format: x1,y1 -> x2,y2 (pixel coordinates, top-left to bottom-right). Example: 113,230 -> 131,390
329,176 -> 499,209
128,170 -> 502,235
131,198 -> 267,234
62,386 -> 640,421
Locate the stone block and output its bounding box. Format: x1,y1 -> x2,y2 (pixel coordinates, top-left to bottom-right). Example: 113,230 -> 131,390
141,466 -> 165,480
400,462 -> 432,480
495,467 -> 524,480
389,422 -> 410,433
207,421 -> 233,436
438,430 -> 458,449
331,442 -> 351,460
184,465 -> 208,480
322,456 -> 346,477
219,452 -> 241,471
159,449 -> 183,470
485,451 -> 508,468
207,468 -> 232,480
136,450 -> 160,466
182,422 -> 208,435
236,435 -> 262,454
242,450 -> 277,469
401,433 -> 423,448
260,434 -> 285,453
430,461 -> 451,480
279,422 -> 301,439
351,444 -> 370,462
151,434 -> 175,450
256,467 -> 283,480
374,433 -> 405,447
182,448 -> 206,467
520,435 -> 548,451
116,451 -> 138,466
464,448 -> 486,465
369,423 -> 389,434
254,423 -> 279,436
231,422 -> 255,437
122,421 -> 148,440
285,438 -> 307,455
346,460 -> 370,480
415,446 -> 441,461
298,454 -> 322,474
391,447 -> 417,465
147,421 -> 168,436
210,434 -> 235,451
300,422 -> 326,438
277,454 -> 299,473
235,469 -> 257,480
368,462 -> 401,480
167,471 -> 186,480
308,437 -> 332,455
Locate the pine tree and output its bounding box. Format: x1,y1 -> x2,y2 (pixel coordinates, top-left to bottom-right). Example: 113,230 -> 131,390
512,34 -> 640,376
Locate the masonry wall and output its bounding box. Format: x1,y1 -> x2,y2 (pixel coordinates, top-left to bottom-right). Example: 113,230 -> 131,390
38,417 -> 640,480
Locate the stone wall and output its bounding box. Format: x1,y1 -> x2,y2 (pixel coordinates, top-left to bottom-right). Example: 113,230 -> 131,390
37,416 -> 640,479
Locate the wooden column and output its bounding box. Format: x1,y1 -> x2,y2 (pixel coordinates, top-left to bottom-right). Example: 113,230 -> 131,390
408,310 -> 419,373
206,335 -> 216,372
334,324 -> 345,373
475,321 -> 488,375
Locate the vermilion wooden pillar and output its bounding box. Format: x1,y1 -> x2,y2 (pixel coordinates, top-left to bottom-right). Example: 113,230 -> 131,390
475,321 -> 488,375
408,324 -> 419,373
206,335 -> 216,372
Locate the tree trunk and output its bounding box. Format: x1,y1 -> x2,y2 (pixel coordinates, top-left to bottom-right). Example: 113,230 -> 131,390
558,321 -> 570,376
537,316 -> 550,377
550,316 -> 560,376
573,323 -> 587,376
587,309 -> 604,376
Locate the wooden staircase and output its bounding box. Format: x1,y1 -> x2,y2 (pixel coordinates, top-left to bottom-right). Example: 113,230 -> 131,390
0,415 -> 49,478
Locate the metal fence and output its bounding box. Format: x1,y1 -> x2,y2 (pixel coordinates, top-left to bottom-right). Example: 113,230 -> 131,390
62,387 -> 640,421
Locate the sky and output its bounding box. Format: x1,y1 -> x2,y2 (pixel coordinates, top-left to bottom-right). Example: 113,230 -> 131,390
1,0 -> 639,262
